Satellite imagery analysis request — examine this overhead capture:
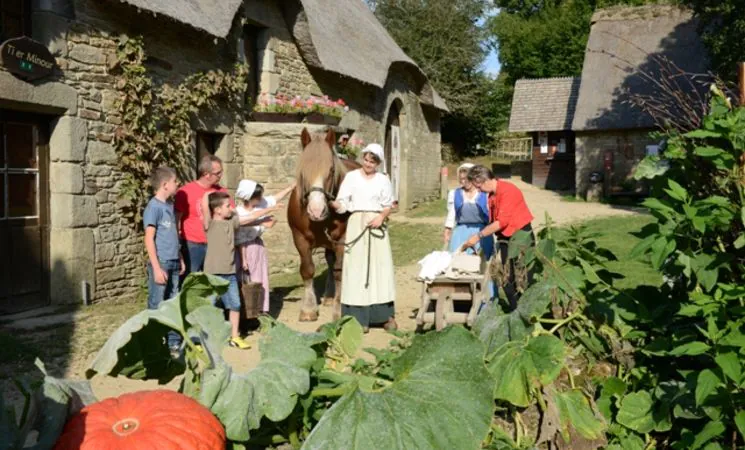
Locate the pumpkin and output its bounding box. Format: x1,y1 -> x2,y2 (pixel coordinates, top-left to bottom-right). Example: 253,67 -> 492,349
54,390 -> 225,450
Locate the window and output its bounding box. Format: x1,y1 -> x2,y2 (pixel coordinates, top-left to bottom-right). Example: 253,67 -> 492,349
1,122 -> 39,219
0,0 -> 31,42
243,24 -> 266,106
194,132 -> 223,178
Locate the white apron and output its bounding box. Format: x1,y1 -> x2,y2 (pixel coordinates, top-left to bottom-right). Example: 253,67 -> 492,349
341,212 -> 396,306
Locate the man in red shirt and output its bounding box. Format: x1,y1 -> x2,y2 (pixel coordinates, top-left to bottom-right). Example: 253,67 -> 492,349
175,155 -> 231,276
462,165 -> 534,310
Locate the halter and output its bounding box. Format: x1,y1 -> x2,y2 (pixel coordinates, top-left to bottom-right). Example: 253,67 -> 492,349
303,157 -> 338,203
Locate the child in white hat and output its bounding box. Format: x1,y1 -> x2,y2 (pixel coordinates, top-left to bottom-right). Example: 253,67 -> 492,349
234,179 -> 295,313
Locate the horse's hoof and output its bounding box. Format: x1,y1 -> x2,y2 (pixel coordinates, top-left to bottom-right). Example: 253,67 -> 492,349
322,297 -> 334,306
299,311 -> 319,322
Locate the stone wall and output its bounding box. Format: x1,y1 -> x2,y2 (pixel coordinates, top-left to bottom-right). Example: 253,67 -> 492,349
575,129 -> 656,197
241,122 -> 329,273
21,0 -> 244,305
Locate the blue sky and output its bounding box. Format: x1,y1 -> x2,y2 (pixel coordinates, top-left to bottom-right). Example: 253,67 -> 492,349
483,49 -> 501,76
480,7 -> 501,77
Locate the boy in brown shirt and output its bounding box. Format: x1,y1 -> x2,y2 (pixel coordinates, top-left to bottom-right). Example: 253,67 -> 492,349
202,191 -> 282,349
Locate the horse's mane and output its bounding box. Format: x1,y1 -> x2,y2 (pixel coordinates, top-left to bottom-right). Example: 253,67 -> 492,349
296,134 -> 348,198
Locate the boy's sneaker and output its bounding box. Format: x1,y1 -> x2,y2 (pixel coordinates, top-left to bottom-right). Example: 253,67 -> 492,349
228,336 -> 251,350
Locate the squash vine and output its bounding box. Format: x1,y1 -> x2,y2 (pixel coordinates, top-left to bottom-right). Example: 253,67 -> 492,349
112,36 -> 248,226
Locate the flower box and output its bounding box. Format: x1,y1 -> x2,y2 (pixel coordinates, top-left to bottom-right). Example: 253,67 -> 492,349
304,112 -> 341,126
251,111 -> 303,123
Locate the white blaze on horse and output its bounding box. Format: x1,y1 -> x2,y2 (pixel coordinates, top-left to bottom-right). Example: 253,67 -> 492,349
287,128 -> 360,321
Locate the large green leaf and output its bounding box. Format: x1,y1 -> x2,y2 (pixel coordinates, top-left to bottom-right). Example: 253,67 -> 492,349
2,360 -> 97,450
472,302 -> 530,355
692,421 -> 725,450
553,389 -> 606,440
715,352 -> 743,383
86,273 -> 228,381
487,334 -> 565,407
195,315 -> 322,442
695,369 -> 722,407
735,410 -> 745,439
301,326 -> 494,450
634,155 -> 669,179
617,391 -> 656,434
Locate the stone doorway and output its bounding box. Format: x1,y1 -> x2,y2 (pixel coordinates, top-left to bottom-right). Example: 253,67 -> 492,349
0,110 -> 50,314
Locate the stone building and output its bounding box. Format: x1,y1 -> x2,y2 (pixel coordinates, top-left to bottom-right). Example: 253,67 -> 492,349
0,0 -> 445,314
571,5 -> 707,197
506,5 -> 707,198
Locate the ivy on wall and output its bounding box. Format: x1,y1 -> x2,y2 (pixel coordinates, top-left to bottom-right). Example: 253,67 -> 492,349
112,36 -> 248,226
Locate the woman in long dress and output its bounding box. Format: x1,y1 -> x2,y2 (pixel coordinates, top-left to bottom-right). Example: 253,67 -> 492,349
444,162 -> 497,299
330,143 -> 397,332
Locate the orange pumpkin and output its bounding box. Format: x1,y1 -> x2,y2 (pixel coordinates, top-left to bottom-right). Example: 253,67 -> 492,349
54,390 -> 225,450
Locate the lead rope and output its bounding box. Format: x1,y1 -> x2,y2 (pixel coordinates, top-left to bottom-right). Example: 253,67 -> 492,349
324,223 -> 386,289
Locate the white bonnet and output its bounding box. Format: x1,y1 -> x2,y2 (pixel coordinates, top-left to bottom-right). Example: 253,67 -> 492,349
235,179 -> 258,201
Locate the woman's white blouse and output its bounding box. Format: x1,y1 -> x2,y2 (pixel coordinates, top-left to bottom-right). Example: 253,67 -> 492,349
336,169 -> 394,213
444,188 -> 480,229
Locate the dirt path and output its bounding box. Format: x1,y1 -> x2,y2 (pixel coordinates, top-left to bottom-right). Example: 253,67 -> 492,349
89,183 -> 641,399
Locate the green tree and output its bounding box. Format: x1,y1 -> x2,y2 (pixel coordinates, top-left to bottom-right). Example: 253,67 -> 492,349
682,0 -> 745,83
370,0 -> 497,152
489,0 -> 651,84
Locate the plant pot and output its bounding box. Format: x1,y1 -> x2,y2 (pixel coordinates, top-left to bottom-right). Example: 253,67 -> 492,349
251,111 -> 303,123
304,112 -> 341,126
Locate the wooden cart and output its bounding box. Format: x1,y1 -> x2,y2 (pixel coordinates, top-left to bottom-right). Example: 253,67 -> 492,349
416,273 -> 488,331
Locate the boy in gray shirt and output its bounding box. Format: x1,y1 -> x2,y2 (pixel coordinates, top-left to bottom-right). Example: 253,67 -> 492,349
201,191 -> 282,349
143,166 -> 185,356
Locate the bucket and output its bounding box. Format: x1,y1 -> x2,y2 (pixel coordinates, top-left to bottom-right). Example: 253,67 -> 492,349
241,281 -> 264,319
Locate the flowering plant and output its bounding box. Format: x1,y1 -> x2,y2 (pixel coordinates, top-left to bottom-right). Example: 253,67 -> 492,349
254,93 -> 349,118
339,136 -> 364,159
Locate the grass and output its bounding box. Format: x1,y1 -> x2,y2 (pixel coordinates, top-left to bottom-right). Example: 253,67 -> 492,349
406,198 -> 447,218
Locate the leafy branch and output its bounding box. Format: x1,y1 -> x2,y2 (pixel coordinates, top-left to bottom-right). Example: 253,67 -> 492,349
112,36 -> 248,227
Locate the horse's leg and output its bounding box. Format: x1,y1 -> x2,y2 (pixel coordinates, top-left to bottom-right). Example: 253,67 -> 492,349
296,238 -> 319,322
332,243 -> 343,321
322,249 -> 335,307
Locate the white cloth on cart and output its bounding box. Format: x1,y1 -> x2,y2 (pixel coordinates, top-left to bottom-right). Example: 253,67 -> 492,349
417,251 -> 452,281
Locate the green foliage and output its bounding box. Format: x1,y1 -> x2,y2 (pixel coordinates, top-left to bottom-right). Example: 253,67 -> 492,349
601,89 -> 745,448
371,0 -> 504,152
114,37 -> 248,226
681,0 -> 745,82
489,0 -> 656,84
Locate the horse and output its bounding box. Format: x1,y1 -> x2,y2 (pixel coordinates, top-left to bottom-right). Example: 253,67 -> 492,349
288,128 -> 360,322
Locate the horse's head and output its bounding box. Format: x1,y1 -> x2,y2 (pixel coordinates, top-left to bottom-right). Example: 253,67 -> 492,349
297,128 -> 339,222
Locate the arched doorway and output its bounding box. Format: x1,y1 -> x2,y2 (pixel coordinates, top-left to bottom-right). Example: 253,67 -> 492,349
384,99 -> 403,202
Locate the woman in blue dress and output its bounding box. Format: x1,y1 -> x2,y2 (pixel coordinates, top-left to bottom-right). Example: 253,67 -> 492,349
443,163 -> 497,299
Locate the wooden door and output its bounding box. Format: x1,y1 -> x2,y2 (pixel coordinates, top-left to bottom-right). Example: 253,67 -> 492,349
390,125 -> 401,201
0,113 -> 49,314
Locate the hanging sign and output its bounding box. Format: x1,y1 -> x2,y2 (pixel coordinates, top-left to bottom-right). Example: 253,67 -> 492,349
0,36 -> 56,81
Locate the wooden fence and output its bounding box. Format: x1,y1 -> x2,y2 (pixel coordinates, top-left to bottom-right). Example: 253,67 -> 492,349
491,137 -> 533,161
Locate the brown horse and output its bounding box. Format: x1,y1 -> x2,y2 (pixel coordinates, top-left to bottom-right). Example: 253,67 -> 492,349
288,128 -> 360,321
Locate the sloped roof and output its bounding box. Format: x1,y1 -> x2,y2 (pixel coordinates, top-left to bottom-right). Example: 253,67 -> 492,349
286,0 -> 448,111
508,77 -> 580,132
572,5 -> 708,131
111,0 -> 243,38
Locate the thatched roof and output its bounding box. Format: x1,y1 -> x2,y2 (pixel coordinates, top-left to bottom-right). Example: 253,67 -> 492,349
572,5 -> 708,131
285,0 -> 448,111
111,0 -> 243,37
508,77 -> 580,132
